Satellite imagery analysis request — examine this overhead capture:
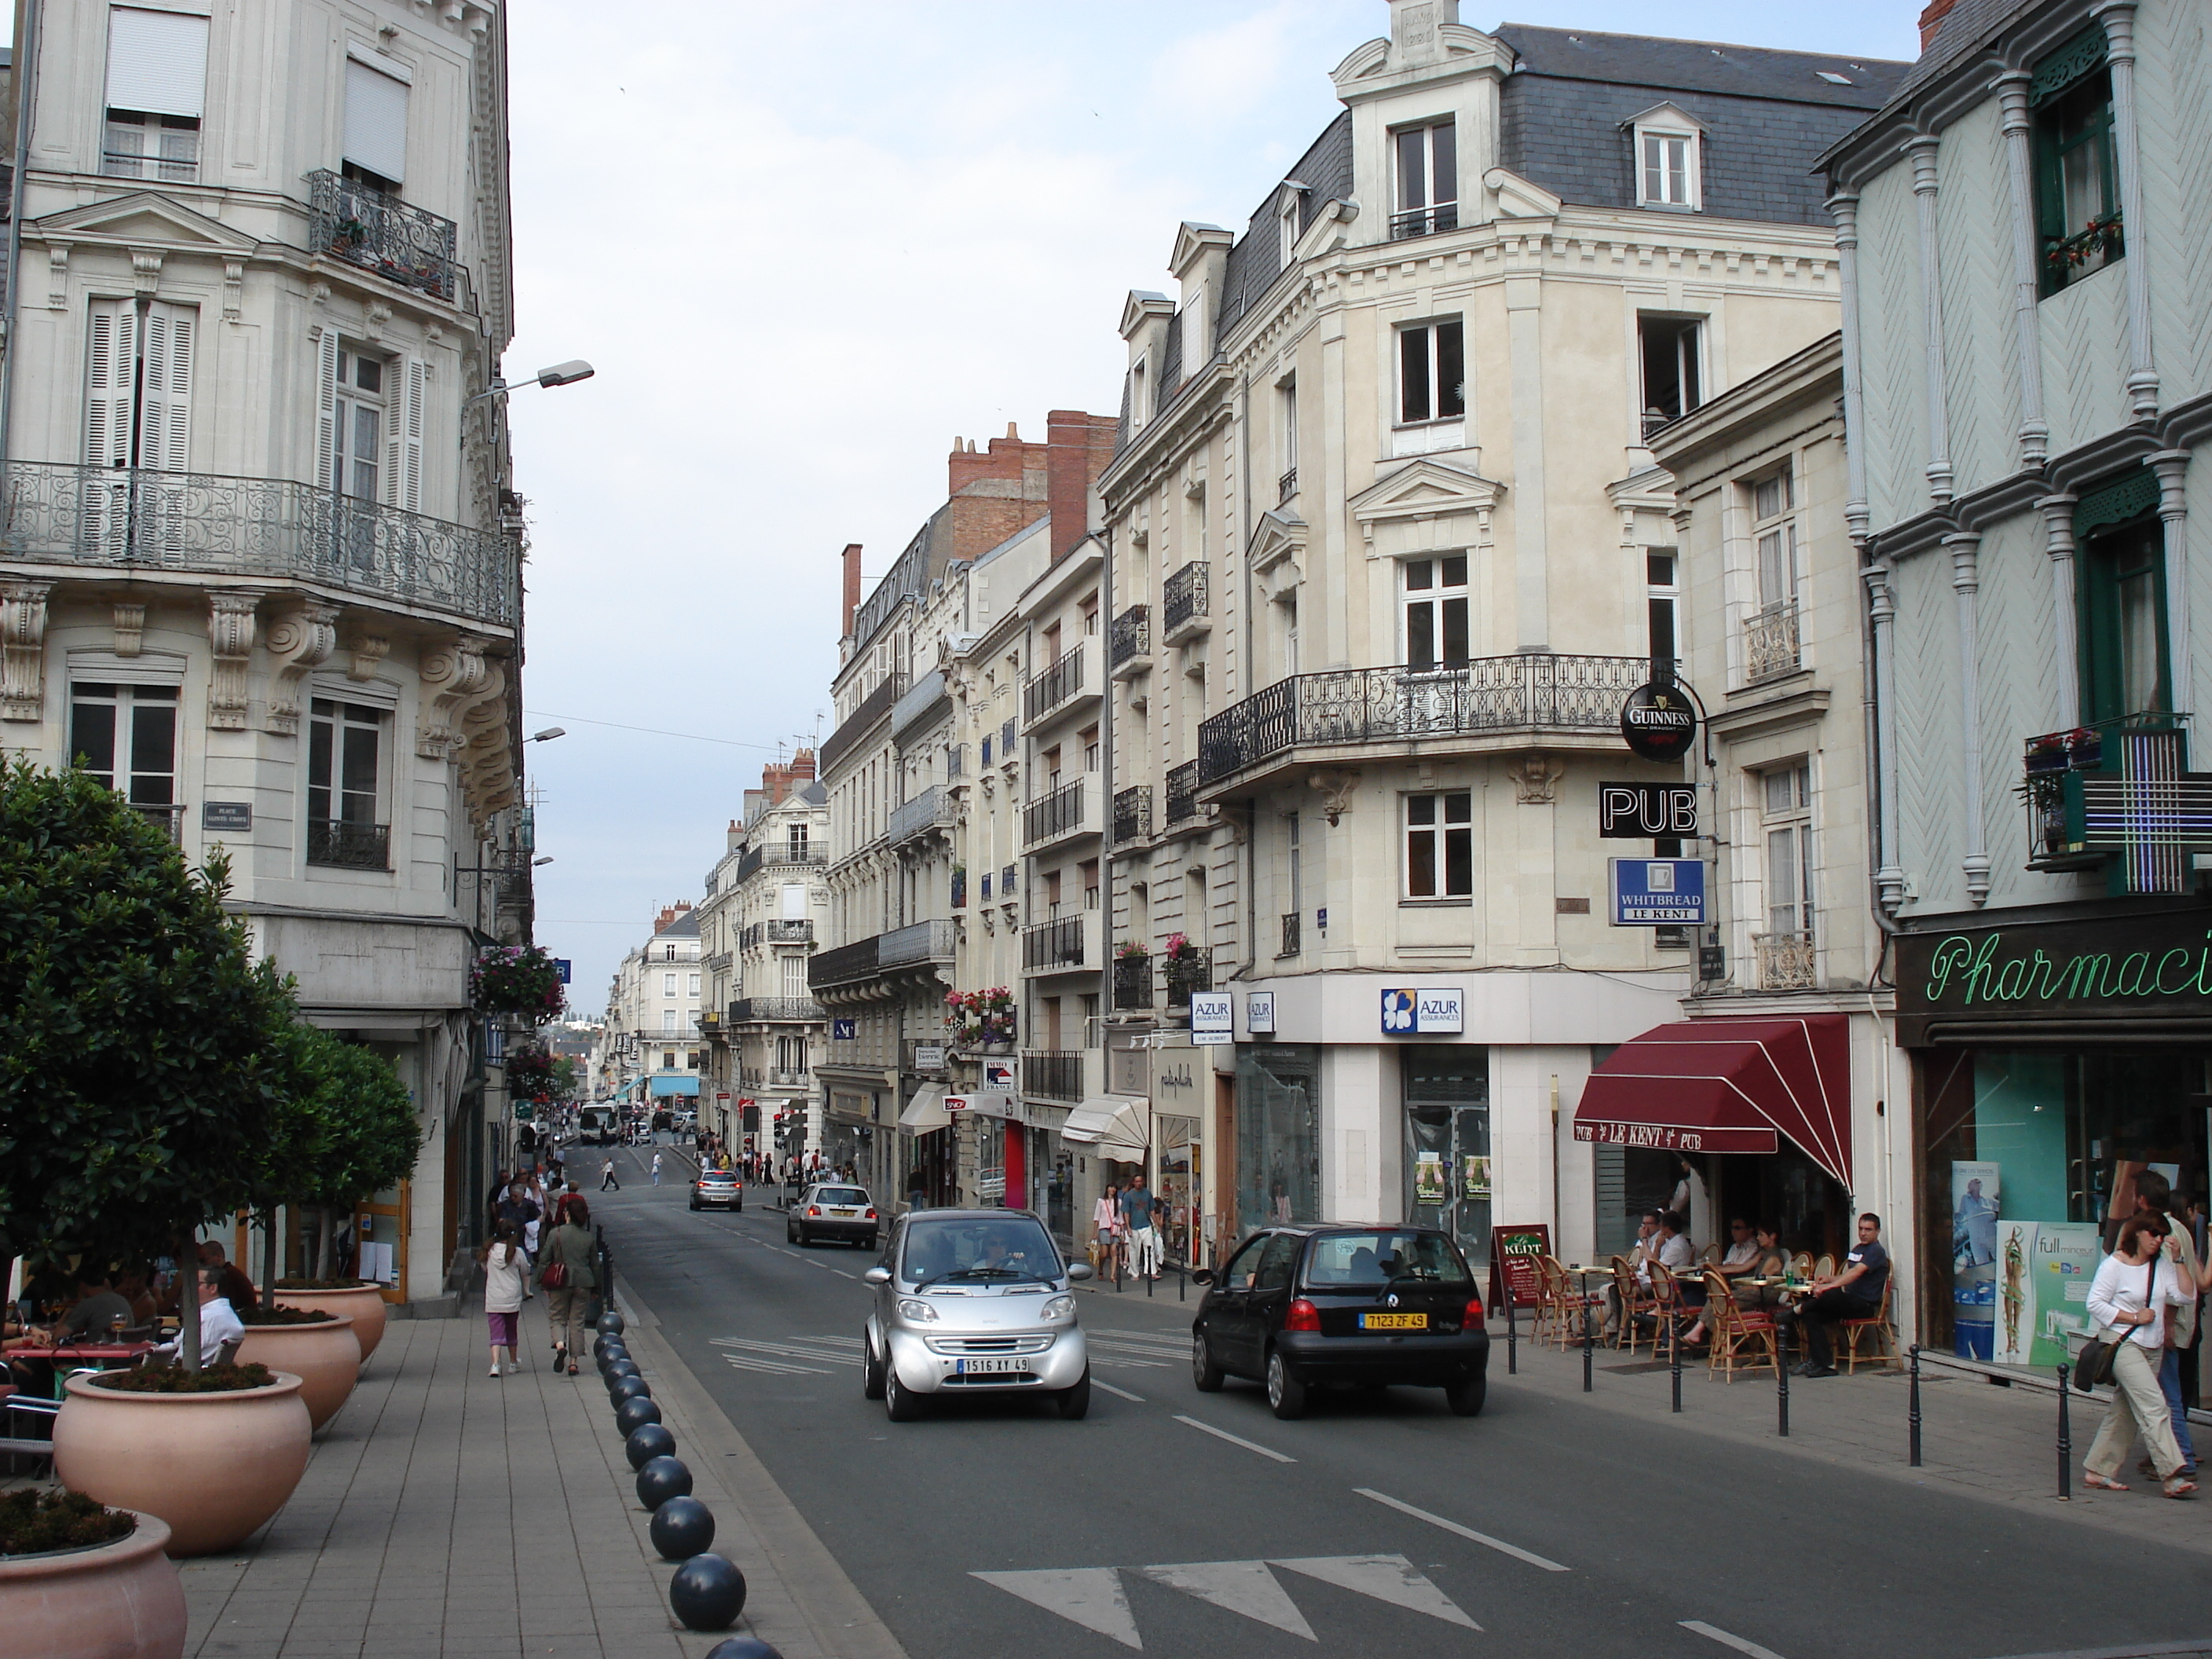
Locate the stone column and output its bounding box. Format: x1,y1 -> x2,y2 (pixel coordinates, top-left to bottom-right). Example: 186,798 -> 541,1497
1993,71 -> 2050,465
1908,136 -> 1954,505
2091,0 -> 2159,420
1946,533 -> 1990,906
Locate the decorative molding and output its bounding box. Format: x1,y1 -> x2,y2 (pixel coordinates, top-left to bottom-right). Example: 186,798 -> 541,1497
130,248 -> 163,296
45,244 -> 68,310
1992,73 -> 2049,466
1907,137 -> 1954,505
365,301 -> 391,342
1865,561 -> 1905,912
206,588 -> 260,731
1509,753 -> 1566,805
1826,191 -> 1871,548
2035,493 -> 2081,730
2090,1 -> 2159,420
111,603 -> 145,658
308,279 -> 330,308
0,580 -> 53,722
263,599 -> 341,734
1945,533 -> 1990,906
2149,449 -> 2192,717
1308,769 -> 1359,826
346,633 -> 391,681
222,260 -> 244,324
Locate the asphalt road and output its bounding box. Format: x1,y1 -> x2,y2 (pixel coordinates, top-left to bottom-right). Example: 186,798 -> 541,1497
587,1145 -> 2207,1659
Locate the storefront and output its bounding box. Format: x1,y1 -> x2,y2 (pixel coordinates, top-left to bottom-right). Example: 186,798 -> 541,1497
1236,1044 -> 1321,1234
899,1086 -> 957,1207
1401,1046 -> 1489,1264
1150,1043 -> 1207,1267
1897,906 -> 2212,1372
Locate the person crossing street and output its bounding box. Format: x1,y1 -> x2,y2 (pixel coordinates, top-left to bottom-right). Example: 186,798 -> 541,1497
651,1150 -> 664,1187
600,1157 -> 620,1191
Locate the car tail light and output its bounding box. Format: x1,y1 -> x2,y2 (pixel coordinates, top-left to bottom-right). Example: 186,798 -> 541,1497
1284,1298 -> 1321,1333
807,1206 -> 821,1217
1463,1295 -> 1484,1326
864,1208 -> 877,1220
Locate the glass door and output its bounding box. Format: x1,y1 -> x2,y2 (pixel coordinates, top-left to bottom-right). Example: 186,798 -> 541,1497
354,1181 -> 408,1304
1402,1046 -> 1489,1262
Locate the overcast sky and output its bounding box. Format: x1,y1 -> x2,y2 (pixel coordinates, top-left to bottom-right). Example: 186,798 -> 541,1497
501,1 -> 1922,1010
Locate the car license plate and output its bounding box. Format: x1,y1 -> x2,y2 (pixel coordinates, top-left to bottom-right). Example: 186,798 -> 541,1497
1360,1313 -> 1428,1331
831,1207 -> 857,1217
954,1357 -> 1021,1374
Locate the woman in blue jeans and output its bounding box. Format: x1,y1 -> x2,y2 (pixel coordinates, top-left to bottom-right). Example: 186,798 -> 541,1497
2141,1171 -> 2205,1476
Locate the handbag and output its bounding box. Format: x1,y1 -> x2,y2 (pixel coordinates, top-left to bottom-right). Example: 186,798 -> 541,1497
540,1241 -> 570,1291
2072,1260 -> 2155,1392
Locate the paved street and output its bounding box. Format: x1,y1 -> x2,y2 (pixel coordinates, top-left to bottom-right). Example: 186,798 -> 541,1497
594,1148 -> 2210,1659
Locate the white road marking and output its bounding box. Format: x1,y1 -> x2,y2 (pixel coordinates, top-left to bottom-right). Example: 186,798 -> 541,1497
1093,1379 -> 1146,1403
1681,1621 -> 1787,1659
720,1354 -> 829,1376
711,1338 -> 862,1368
972,1568 -> 1140,1650
1172,1414 -> 1295,1463
1270,1555 -> 1479,1631
1353,1488 -> 1570,1573
1091,1357 -> 1171,1371
832,1269 -> 858,1279
1140,1561 -> 1314,1640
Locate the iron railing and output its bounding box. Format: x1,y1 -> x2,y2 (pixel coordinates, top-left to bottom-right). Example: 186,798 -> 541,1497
765,918 -> 812,943
1163,948 -> 1211,1005
1110,605 -> 1150,669
1024,647 -> 1086,726
129,802 -> 185,844
1023,917 -> 1086,971
0,460 -> 518,628
307,819 -> 390,870
1023,1049 -> 1085,1103
1744,602 -> 1802,682
1752,932 -> 1818,991
733,843 -> 825,884
881,918 -> 956,968
1390,202 -> 1459,240
1163,562 -> 1210,635
820,672 -> 908,774
1024,778 -> 1086,848
1278,467 -> 1298,504
1198,654 -> 1650,786
306,170 -> 459,302
1280,912 -> 1301,958
1166,760 -> 1200,826
728,997 -> 826,1023
887,786 -> 950,845
1112,785 -> 1152,844
808,937 -> 880,991
1113,954 -> 1152,1010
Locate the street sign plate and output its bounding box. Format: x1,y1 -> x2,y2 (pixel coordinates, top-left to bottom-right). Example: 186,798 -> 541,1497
201,800 -> 252,832
553,958 -> 572,983
1610,859 -> 1707,925
832,1019 -> 857,1040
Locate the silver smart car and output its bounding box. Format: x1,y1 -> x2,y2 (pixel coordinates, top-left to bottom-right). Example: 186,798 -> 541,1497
861,1209 -> 1093,1420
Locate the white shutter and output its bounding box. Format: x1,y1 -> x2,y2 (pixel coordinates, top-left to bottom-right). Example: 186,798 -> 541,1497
137,302 -> 194,473
84,300 -> 137,470
401,356 -> 424,511
313,326 -> 339,493
342,61 -> 408,184
781,883 -> 807,919
106,8 -> 208,119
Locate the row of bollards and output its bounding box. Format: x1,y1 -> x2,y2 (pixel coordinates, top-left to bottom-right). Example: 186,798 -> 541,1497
595,1310 -> 781,1657
1907,1346 -> 2077,1501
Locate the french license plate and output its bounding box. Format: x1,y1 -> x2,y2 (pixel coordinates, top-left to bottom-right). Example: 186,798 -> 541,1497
1360,1312 -> 1428,1331
831,1208 -> 857,1217
955,1356 -> 1021,1374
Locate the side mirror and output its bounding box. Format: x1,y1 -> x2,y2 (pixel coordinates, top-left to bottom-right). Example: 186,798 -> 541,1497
1065,1261 -> 1094,1282
862,1266 -> 892,1287
1190,1269 -> 1215,1287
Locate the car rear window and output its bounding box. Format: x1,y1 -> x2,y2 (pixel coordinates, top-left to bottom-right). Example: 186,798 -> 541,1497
1303,1230 -> 1471,1289
816,1188 -> 868,1205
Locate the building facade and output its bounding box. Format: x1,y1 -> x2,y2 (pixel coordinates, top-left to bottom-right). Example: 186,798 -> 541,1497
601,904 -> 700,1118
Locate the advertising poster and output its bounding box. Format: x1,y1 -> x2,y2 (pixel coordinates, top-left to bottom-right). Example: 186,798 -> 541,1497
1461,1154 -> 1490,1199
1951,1161 -> 2001,1360
2028,1222 -> 2102,1370
1415,1152 -> 1447,1205
1487,1223 -> 1551,1313
1991,1222 -> 2036,1367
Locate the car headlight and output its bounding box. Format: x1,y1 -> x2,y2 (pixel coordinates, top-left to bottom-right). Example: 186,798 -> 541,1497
1041,1295 -> 1076,1321
896,1298 -> 939,1322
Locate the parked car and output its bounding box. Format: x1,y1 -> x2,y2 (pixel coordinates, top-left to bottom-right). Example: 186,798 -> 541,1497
690,1169 -> 742,1212
787,1185 -> 879,1249
1190,1225 -> 1488,1420
861,1209 -> 1095,1421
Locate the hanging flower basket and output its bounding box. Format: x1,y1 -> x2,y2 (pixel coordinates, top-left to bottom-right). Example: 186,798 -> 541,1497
471,946 -> 565,1020
945,986 -> 1016,1048
504,1042 -> 555,1101
1163,932 -> 1198,962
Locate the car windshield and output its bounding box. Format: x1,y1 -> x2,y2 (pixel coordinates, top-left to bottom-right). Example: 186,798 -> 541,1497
903,1217 -> 1060,1285
1302,1230 -> 1471,1290
815,1188 -> 868,1206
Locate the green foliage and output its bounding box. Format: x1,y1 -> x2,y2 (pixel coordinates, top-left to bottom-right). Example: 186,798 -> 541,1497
90,1359 -> 276,1393
260,1023 -> 419,1213
551,1054 -> 581,1099
0,760 -> 297,1270
0,1489 -> 135,1556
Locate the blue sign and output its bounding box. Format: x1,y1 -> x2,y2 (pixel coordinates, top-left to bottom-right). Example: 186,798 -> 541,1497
832,1018 -> 858,1041
1610,858 -> 1707,925
553,958 -> 572,984
1381,987 -> 1464,1035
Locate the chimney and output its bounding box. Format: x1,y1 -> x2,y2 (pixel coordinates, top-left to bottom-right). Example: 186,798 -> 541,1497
789,747 -> 817,782
1046,409 -> 1118,563
1917,0 -> 1957,49
840,543 -> 863,640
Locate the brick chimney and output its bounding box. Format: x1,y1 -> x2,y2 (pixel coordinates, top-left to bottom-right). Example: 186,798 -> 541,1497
1046,409 -> 1120,563
840,543 -> 863,640
789,747 -> 817,782
1917,0 -> 1958,49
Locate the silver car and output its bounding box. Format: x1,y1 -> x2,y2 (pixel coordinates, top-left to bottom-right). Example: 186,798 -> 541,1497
861,1209 -> 1094,1421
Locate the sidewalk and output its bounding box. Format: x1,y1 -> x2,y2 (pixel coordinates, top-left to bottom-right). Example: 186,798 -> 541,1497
178,1292 -> 901,1658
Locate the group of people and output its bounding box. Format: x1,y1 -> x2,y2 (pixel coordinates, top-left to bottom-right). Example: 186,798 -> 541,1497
1090,1177 -> 1164,1280
478,1167 -> 599,1378
2082,1170 -> 2206,1499
4,1238 -> 267,1393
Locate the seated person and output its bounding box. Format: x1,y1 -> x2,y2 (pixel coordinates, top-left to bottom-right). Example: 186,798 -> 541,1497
5,1265 -> 134,1393
196,1240 -> 258,1313
148,1269 -> 246,1368
1603,1211 -> 1664,1331
1684,1221 -> 1786,1345
1789,1213 -> 1891,1379
115,1263 -> 160,1327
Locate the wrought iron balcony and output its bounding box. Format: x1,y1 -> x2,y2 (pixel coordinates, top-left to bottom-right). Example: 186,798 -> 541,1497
0,460 -> 518,629
1023,1049 -> 1085,1103
1197,654 -> 1649,787
887,785 -> 951,846
1023,917 -> 1086,971
728,997 -> 826,1024
1163,947 -> 1211,1005
1112,785 -> 1152,844
1280,912 -> 1301,958
820,672 -> 908,774
1024,778 -> 1086,849
129,802 -> 185,844
306,170 -> 459,302
733,842 -> 826,884
1165,760 -> 1200,827
1752,931 -> 1817,991
307,819 -> 390,870
764,918 -> 813,943
1389,202 -> 1459,240
1163,562 -> 1210,639
2022,715 -> 2212,892
1113,953 -> 1152,1010
1023,643 -> 1088,727
1278,467 -> 1298,504
1110,605 -> 1151,673
1743,602 -> 1802,683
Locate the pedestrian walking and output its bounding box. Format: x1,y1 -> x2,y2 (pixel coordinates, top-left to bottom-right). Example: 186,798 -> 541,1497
479,1222 -> 527,1378
2083,1212 -> 2196,1497
536,1195 -> 599,1376
599,1156 -> 620,1191
1092,1184 -> 1121,1277
651,1151 -> 664,1187
1124,1177 -> 1163,1280
2133,1170 -> 2204,1481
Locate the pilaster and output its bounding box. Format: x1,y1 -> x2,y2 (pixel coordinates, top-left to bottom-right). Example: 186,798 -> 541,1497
206,588 -> 261,731
1993,72 -> 2049,465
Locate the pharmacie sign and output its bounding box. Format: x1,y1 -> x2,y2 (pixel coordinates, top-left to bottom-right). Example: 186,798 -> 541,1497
1895,908 -> 2212,1037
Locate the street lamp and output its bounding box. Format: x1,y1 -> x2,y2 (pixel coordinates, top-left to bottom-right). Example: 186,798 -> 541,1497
464,361 -> 597,409
533,856 -> 555,867
529,727 -> 566,742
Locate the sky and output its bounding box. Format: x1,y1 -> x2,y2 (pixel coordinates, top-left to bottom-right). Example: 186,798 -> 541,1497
500,1 -> 1924,1011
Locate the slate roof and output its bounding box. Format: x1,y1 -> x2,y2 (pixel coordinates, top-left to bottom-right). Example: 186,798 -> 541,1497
653,910 -> 699,940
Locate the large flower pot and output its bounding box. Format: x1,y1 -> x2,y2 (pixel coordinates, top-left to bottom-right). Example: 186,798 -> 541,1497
54,1373 -> 313,1557
0,1508 -> 187,1659
233,1317 -> 361,1430
274,1284 -> 387,1361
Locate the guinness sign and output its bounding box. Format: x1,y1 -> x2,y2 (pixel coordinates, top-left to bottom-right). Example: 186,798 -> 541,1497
1620,683 -> 1697,762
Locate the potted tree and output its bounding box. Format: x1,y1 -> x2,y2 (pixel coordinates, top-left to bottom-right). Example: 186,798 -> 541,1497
232,1306 -> 357,1430
0,1489 -> 187,1659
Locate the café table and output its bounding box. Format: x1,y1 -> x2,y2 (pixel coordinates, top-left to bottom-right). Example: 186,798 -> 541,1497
3,1342 -> 157,1397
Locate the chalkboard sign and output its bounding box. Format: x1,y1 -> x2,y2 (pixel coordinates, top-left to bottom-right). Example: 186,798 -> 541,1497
1487,1221 -> 1552,1313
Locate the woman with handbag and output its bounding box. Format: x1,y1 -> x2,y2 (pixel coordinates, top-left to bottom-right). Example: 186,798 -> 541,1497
537,1195 -> 599,1376
2082,1213 -> 2196,1496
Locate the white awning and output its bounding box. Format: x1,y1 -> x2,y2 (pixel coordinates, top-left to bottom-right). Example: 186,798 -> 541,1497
899,1087 -> 951,1132
1061,1095 -> 1149,1160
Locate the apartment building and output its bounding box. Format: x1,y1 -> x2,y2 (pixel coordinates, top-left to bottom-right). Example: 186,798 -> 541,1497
1823,0 -> 2212,1360
1098,0 -> 1905,1269
0,0 -> 535,1300
602,904 -> 700,1114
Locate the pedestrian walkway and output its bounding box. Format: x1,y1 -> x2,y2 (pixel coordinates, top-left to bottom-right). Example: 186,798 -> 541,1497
179,1295 -> 895,1658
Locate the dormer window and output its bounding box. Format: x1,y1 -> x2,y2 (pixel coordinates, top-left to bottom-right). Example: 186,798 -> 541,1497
1630,105 -> 1705,212
1278,186 -> 1303,266
1391,119 -> 1458,240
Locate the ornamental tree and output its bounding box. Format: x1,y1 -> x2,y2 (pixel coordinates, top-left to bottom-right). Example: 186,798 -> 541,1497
256,1022 -> 419,1285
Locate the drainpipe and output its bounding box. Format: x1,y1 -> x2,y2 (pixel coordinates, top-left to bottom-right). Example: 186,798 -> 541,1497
1099,524 -> 1113,1086
0,0 -> 43,470
1235,368 -> 1259,986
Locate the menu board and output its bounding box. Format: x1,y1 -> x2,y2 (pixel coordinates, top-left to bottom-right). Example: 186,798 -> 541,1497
1488,1222 -> 1551,1312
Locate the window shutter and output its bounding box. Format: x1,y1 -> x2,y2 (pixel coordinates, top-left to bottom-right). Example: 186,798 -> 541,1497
342,61 -> 409,184
781,882 -> 807,919
106,8 -> 208,119
84,300 -> 138,470
401,356 -> 424,511
313,326 -> 339,493
137,302 -> 194,472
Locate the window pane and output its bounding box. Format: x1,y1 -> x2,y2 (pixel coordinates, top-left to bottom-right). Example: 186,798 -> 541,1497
1445,827 -> 1473,895
1436,321 -> 1464,418
1396,126 -> 1426,210
1767,826 -> 1800,933
1646,551 -> 1675,586
1404,559 -> 1434,591
1406,600 -> 1435,668
71,697 -> 116,781
341,723 -> 378,815
1440,555 -> 1467,588
1763,769 -> 1795,815
1643,134 -> 1663,202
1441,596 -> 1468,664
1649,595 -> 1676,661
1443,792 -> 1472,823
1408,830 -> 1437,896
355,357 -> 383,394
1666,137 -> 1687,203
1430,120 -> 1456,205
128,702 -> 175,802
1401,327 -> 1431,423
1408,794 -> 1437,826
2119,565 -> 2161,713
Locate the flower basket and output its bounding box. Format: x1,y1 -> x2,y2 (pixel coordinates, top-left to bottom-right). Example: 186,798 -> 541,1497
471,945 -> 565,1020
945,986 -> 1016,1049
505,1042 -> 555,1101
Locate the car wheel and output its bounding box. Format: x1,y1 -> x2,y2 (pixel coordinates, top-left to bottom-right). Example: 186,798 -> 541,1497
797,1229 -> 811,1248
1056,1369 -> 1092,1419
1445,1375 -> 1487,1417
786,1222 -> 797,1244
688,1198 -> 700,1210
861,1233 -> 878,1252
884,1360 -> 921,1421
1192,1331 -> 1225,1393
734,1200 -> 743,1213
862,1335 -> 887,1401
1265,1348 -> 1308,1420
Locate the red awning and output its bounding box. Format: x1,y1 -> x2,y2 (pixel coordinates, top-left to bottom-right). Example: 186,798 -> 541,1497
1572,1014 -> 1851,1187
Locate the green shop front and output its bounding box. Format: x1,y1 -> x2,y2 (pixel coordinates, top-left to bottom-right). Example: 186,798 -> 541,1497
1897,905 -> 2212,1396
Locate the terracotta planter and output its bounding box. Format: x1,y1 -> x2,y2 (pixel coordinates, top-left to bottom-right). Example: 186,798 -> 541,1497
275,1284 -> 387,1361
233,1317 -> 361,1429
54,1373 -> 312,1557
0,1508 -> 187,1659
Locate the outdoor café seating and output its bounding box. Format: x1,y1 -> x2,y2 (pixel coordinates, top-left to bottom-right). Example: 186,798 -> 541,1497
1836,1280 -> 1898,1373
1607,1254 -> 1657,1355
1701,1267 -> 1779,1382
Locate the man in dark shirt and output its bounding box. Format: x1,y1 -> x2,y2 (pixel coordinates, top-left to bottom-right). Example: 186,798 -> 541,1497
196,1240 -> 258,1312
1793,1213 -> 1890,1378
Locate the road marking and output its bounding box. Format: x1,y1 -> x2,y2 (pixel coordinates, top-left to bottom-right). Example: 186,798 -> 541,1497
1091,1357 -> 1172,1371
1172,1414 -> 1295,1463
1681,1621 -> 1786,1659
1271,1555 -> 1479,1631
1140,1561 -> 1314,1640
718,1354 -> 829,1376
1353,1488 -> 1570,1573
711,1338 -> 862,1368
972,1568 -> 1140,1650
832,1269 -> 857,1279
1093,1379 -> 1146,1403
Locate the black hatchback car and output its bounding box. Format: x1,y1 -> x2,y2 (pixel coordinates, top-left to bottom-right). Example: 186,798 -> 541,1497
1190,1225 -> 1488,1419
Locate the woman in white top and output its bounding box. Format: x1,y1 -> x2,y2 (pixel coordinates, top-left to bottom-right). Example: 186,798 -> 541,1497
478,1221 -> 529,1378
2082,1214 -> 2196,1497
1092,1185 -> 1122,1277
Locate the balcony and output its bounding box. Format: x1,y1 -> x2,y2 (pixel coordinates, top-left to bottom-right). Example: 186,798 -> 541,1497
1390,202 -> 1459,240
1165,760 -> 1200,828
1023,777 -> 1093,851
1743,602 -> 1802,683
0,460 -> 518,630
1110,605 -> 1151,679
2023,716 -> 2212,893
1023,1049 -> 1086,1104
1023,916 -> 1088,972
733,842 -> 826,884
820,672 -> 908,775
887,785 -> 952,847
1112,785 -> 1152,844
1163,562 -> 1210,643
728,997 -> 826,1024
1113,952 -> 1152,1011
1023,639 -> 1092,730
765,918 -> 813,943
1280,912 -> 1301,958
129,802 -> 185,844
1198,654 -> 1649,789
1163,947 -> 1211,1006
307,819 -> 390,870
1752,931 -> 1817,991
891,669 -> 951,746
306,170 -> 459,302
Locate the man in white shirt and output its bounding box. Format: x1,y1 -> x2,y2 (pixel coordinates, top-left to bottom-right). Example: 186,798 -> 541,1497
153,1269 -> 245,1368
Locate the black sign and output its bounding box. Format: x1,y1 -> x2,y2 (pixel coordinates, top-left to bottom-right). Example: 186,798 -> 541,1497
1895,907 -> 2212,1039
1620,683 -> 1697,762
1698,944 -> 1727,982
1599,782 -> 1698,838
202,800 -> 253,832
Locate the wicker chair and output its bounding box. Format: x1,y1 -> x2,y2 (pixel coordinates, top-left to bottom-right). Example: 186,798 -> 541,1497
1837,1280 -> 1898,1372
1647,1261 -> 1686,1361
1607,1254 -> 1655,1354
1703,1269 -> 1779,1382
1814,1254 -> 1838,1281
1789,1251 -> 1814,1279
1698,1241 -> 1722,1266
1538,1256 -> 1599,1349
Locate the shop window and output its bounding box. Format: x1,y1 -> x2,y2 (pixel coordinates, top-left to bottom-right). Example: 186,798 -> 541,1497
1403,555 -> 1470,669
1236,1045 -> 1320,1232
2031,26 -> 2121,297
1405,791 -> 1474,899
1402,1047 -> 1489,1262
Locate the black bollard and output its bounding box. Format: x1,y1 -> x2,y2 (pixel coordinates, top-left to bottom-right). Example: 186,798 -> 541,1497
1671,1317 -> 1683,1413
1909,1346 -> 1923,1467
1581,1276 -> 1595,1394
1503,1282 -> 1517,1376
1778,1339 -> 1790,1437
704,1640 -> 783,1659
2056,1364 -> 2072,1500
650,1494 -> 716,1562
670,1553 -> 749,1632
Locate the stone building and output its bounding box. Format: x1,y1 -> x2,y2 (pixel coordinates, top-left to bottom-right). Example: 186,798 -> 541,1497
602,904 -> 700,1119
